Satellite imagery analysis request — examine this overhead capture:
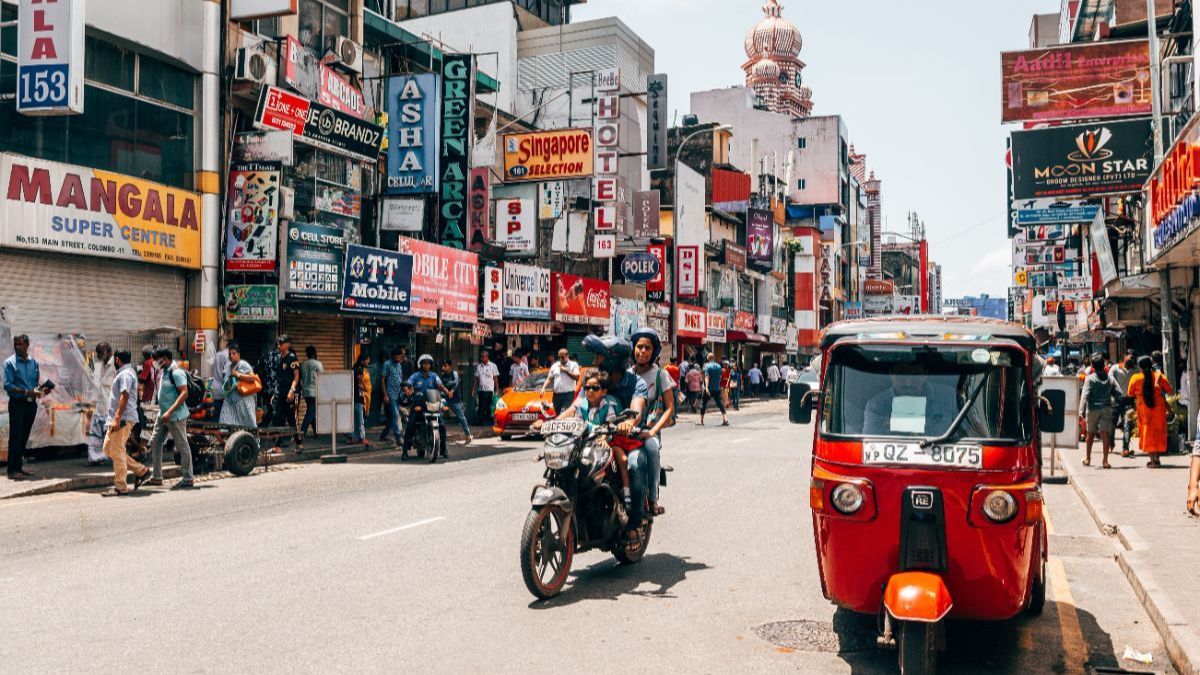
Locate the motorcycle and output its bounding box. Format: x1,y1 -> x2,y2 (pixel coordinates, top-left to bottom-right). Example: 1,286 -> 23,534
520,410 -> 660,599
412,389 -> 445,464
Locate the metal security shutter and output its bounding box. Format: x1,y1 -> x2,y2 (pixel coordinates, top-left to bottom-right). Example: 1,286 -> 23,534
0,249 -> 185,351
282,311 -> 348,370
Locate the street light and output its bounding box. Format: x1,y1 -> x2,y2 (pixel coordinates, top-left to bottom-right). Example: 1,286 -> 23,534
669,123 -> 733,356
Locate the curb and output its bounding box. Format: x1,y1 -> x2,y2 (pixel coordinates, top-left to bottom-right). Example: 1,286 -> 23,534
1055,447 -> 1200,675
2,466 -> 183,500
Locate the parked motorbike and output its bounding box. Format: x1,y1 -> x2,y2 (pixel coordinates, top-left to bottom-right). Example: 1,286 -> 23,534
520,410 -> 660,599
412,389 -> 444,464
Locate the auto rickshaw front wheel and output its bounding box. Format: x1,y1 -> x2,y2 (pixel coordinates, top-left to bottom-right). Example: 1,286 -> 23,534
897,620 -> 938,675
1027,556 -> 1047,616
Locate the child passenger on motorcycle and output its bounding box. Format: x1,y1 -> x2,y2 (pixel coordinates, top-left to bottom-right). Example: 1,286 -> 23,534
575,372 -> 634,509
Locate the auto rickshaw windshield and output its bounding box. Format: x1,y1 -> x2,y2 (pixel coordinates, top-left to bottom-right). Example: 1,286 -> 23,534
820,344 -> 1031,443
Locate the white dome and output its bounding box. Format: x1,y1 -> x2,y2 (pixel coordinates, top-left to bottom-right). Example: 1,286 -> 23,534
744,0 -> 802,61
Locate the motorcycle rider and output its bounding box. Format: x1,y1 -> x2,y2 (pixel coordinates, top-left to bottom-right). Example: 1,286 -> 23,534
630,328 -> 674,516
401,354 -> 452,460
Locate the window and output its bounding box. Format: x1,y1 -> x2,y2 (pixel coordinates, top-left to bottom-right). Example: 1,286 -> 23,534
797,137 -> 807,149
84,37 -> 136,91
240,16 -> 283,39
139,56 -> 195,109
300,0 -> 350,57
797,179 -> 806,190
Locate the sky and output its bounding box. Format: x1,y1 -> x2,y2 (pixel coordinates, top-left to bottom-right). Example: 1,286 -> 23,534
573,0 -> 1056,300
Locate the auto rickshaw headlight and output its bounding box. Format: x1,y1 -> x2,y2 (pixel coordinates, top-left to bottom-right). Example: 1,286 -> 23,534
830,483 -> 864,515
982,490 -> 1018,523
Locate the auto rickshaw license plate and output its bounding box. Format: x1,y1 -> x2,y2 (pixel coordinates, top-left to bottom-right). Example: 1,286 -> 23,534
862,442 -> 983,468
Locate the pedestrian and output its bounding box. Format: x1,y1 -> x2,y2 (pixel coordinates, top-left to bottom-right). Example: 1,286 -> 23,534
1128,355 -> 1173,468
99,350 -> 152,496
440,360 -> 473,444
475,351 -> 500,424
4,334 -> 45,481
664,357 -> 681,394
380,348 -> 407,444
699,353 -> 728,426
748,362 -> 763,397
729,361 -> 742,411
767,359 -> 782,397
684,363 -> 703,413
147,348 -> 194,489
86,342 -> 116,466
256,342 -> 281,429
138,346 -> 157,405
720,360 -> 732,409
219,344 -> 258,429
510,350 -> 530,387
1109,354 -> 1134,457
1042,356 -> 1061,377
350,352 -> 371,445
1152,350 -> 1164,372
269,335 -> 302,455
1080,354 -> 1118,469
211,338 -> 231,421
529,355 -> 541,372
780,360 -> 793,387
542,348 -> 581,417
298,345 -> 323,438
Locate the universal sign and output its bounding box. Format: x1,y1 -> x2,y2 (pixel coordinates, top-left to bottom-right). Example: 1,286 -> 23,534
1011,118 -> 1152,199
16,0 -> 85,115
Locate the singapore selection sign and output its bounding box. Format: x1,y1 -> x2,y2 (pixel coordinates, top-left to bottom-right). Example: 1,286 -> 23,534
1010,118 -> 1152,200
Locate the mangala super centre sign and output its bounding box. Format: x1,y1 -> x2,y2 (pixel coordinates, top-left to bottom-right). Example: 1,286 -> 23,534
0,153 -> 202,269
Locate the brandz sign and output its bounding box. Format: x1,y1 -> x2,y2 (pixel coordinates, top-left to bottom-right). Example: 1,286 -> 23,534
1011,118 -> 1152,200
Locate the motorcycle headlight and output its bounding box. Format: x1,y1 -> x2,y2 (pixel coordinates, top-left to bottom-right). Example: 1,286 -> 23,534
830,483 -> 864,515
982,490 -> 1018,523
494,398 -> 507,411
543,447 -> 570,470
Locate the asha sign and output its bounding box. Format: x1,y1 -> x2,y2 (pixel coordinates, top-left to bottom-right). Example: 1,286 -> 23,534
17,0 -> 85,115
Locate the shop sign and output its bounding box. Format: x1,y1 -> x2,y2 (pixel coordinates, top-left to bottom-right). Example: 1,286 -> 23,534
318,63 -> 365,118
786,324 -> 800,352
438,54 -> 473,250
385,73 -> 439,195
496,197 -> 536,254
468,168 -> 489,251
1000,40 -> 1151,124
224,161 -> 281,272
676,245 -> 699,297
676,304 -> 707,339
844,301 -> 864,320
1089,212 -> 1118,285
864,278 -> 895,295
770,317 -> 788,344
224,284 -> 278,323
1011,197 -> 1100,226
472,323 -> 492,340
819,244 -> 834,302
396,236 -> 478,323
0,153 -> 202,269
503,262 -> 551,320
230,0 -> 297,21
281,36 -> 320,100
1146,115 -> 1200,261
315,183 -> 360,218
723,241 -> 746,271
1021,223 -> 1073,241
505,321 -> 555,336
747,209 -> 773,268
254,85 -> 384,163
633,190 -> 660,239
16,0 -> 85,115
553,273 -> 610,326
339,243 -> 413,315
646,74 -> 668,171
234,131 -> 294,164
1042,299 -> 1077,314
284,221 -> 344,299
894,296 -> 920,316
611,297 -> 643,341
539,181 -> 565,219
1010,118 -> 1152,200
706,311 -> 727,343
733,311 -> 756,332
380,198 -> 424,232
620,252 -> 660,283
647,243 -> 666,293
593,233 -> 616,259
863,295 -> 894,316
482,265 -> 503,320
502,129 -> 594,183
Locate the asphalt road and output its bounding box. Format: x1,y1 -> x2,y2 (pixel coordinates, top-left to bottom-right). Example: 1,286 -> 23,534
0,399 -> 1173,673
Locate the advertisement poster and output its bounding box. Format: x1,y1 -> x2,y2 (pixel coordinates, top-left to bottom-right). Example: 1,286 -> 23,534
284,221 -> 344,299
385,73 -> 439,195
0,154 -> 202,269
633,190 -> 661,239
733,311 -> 757,333
339,243 -> 413,315
611,298 -> 643,341
234,130 -> 294,164
502,129 -> 594,182
647,243 -> 666,293
676,245 -> 699,297
496,197 -> 535,254
539,181 -> 565,219
225,161 -> 281,272
553,273 -> 610,325
380,198 -> 424,232
318,63 -> 365,118
255,85 -> 384,163
1001,40 -> 1151,123
224,285 -> 278,323
1011,118 -> 1152,199
1011,197 -> 1100,226
315,183 -> 361,218
676,304 -> 706,339
646,74 -> 668,171
482,265 -> 503,320
438,54 -> 473,249
468,168 -> 490,251
503,263 -> 551,320
395,236 -> 478,323
706,311 -> 727,343
747,209 -> 773,268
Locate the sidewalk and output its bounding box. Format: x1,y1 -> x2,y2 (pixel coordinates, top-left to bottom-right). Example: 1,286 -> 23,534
1054,440 -> 1200,675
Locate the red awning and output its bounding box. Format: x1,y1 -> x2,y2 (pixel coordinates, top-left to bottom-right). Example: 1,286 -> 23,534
726,330 -> 767,343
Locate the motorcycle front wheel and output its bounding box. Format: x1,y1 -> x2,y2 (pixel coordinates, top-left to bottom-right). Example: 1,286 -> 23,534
520,504 -> 574,599
428,426 -> 439,464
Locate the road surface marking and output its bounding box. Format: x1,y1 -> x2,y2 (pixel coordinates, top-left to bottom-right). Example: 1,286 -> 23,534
1048,557 -> 1087,674
358,516 -> 446,541
1044,501 -> 1056,535
728,436 -> 752,444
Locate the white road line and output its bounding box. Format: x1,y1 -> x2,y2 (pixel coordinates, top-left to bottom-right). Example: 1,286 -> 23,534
358,516 -> 446,541
729,436 -> 752,444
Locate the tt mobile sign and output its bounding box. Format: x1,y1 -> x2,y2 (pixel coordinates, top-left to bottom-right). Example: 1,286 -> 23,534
16,0 -> 85,115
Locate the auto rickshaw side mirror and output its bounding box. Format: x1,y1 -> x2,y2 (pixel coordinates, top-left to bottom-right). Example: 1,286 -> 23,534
1040,389 -> 1066,434
789,383 -> 816,425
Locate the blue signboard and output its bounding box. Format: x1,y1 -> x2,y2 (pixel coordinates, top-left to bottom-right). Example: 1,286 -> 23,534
340,243 -> 413,315
385,73 -> 439,195
620,252 -> 660,282
285,221 -> 344,299
1013,199 -> 1101,226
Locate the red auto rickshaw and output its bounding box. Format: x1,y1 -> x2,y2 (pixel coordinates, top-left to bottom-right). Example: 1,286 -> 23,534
790,317 -> 1065,674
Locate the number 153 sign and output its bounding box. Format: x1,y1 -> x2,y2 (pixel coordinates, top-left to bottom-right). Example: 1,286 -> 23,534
17,0 -> 86,115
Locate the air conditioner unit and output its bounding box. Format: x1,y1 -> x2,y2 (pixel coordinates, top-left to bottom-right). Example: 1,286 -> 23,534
236,44 -> 277,85
334,36 -> 363,73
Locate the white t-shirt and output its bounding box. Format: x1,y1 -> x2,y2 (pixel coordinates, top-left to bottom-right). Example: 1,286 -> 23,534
767,365 -> 781,382
548,360 -> 581,394
510,361 -> 530,386
476,362 -> 500,392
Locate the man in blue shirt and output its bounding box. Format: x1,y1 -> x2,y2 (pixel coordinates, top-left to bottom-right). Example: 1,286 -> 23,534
379,348 -> 408,443
147,348 -> 195,489
4,334 -> 44,480
700,353 -> 728,426
440,360 -> 473,444
401,354 -> 451,460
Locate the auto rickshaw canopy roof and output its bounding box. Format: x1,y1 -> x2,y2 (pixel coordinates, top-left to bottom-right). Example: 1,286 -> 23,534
820,317 -> 1037,352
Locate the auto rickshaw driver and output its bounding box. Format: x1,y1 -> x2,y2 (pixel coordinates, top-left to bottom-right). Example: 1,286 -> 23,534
861,364 -> 958,437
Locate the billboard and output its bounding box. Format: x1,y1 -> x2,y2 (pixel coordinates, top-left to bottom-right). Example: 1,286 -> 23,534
553,273 -> 610,326
496,197 -> 535,254
225,161 -> 281,272
385,73 -> 439,195
224,285 -> 278,323
502,129 -> 594,183
284,221 -> 344,299
1011,197 -> 1101,226
676,245 -> 699,297
1010,118 -> 1152,199
396,236 -> 479,324
747,208 -> 774,268
254,85 -> 384,163
1001,40 -> 1151,123
503,263 -> 552,320
676,163 -> 706,248
339,243 -> 413,316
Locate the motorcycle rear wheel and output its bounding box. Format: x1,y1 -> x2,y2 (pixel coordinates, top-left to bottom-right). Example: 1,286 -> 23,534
613,519 -> 652,565
520,504 -> 574,599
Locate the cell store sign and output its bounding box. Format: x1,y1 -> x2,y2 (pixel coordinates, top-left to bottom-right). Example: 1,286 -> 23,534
340,244 -> 413,315
503,262 -> 551,320
385,74 -> 439,195
284,221 -> 344,299
17,0 -> 85,115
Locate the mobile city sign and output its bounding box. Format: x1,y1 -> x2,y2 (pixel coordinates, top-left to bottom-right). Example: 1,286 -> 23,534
1001,40 -> 1151,124
1146,115 -> 1200,263
385,73 -> 439,195
16,0 -> 85,115
1010,118 -> 1152,200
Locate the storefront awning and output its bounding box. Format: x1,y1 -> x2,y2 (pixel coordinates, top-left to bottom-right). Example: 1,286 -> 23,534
363,10 -> 501,94
727,330 -> 766,343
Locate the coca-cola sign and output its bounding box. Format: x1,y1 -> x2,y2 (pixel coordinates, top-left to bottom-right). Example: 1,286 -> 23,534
553,272 -> 611,326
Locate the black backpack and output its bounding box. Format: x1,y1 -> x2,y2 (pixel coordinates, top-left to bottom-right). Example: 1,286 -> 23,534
170,366 -> 206,410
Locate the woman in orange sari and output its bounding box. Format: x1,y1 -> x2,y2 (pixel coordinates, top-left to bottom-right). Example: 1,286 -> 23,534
1128,355 -> 1173,467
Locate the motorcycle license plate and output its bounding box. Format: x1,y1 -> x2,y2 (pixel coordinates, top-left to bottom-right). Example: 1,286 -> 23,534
512,413 -> 537,422
861,442 -> 983,469
540,418 -> 586,435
